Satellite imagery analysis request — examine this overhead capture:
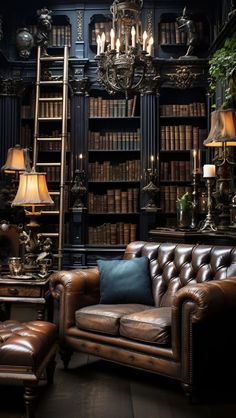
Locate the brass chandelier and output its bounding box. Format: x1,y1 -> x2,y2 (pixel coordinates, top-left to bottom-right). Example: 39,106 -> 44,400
96,0 -> 158,98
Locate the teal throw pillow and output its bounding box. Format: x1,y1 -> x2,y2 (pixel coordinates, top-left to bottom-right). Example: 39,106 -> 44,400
98,257 -> 154,305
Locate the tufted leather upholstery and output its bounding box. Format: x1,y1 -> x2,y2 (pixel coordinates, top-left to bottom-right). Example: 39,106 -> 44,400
0,320 -> 57,368
0,320 -> 57,418
124,242 -> 236,307
50,241 -> 236,396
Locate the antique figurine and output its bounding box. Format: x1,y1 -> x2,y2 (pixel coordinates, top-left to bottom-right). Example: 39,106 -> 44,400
177,6 -> 199,58
35,6 -> 53,56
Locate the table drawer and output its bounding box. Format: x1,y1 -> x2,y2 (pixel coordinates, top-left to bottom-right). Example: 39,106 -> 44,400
0,285 -> 41,297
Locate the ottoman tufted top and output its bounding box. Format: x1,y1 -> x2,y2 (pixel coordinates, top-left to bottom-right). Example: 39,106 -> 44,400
0,320 -> 57,369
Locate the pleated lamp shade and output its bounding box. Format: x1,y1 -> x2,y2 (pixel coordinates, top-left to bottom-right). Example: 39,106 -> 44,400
204,109 -> 236,147
12,170 -> 54,207
1,144 -> 31,173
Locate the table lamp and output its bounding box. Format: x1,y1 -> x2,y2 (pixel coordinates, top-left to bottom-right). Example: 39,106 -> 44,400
203,108 -> 236,229
11,168 -> 54,271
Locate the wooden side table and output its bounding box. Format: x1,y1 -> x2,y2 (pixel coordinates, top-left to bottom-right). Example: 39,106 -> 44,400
148,228 -> 236,246
0,275 -> 53,321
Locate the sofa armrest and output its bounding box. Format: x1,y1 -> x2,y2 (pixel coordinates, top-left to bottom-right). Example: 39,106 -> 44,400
49,268 -> 100,335
172,277 -> 236,323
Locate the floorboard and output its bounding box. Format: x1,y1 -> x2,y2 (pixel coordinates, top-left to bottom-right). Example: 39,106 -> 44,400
0,353 -> 236,418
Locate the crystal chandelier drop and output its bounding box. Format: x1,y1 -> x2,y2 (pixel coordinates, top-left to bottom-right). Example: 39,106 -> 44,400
96,0 -> 159,98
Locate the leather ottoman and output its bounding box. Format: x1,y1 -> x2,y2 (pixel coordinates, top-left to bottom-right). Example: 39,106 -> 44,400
0,320 -> 57,418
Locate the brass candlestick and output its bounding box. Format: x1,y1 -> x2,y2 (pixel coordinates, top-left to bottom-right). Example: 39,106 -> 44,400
71,169 -> 87,209
142,168 -> 159,211
190,171 -> 200,229
199,177 -> 217,232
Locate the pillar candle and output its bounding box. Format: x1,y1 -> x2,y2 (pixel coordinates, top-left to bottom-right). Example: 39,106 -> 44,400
203,164 -> 216,178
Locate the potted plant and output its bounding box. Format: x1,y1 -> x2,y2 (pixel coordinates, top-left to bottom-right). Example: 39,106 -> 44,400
209,37 -> 236,108
176,192 -> 193,229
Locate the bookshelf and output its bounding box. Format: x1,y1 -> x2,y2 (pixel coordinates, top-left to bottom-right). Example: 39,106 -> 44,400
157,81 -> 208,227
89,14 -> 112,53
158,12 -> 209,58
27,15 -> 71,49
87,92 -> 141,247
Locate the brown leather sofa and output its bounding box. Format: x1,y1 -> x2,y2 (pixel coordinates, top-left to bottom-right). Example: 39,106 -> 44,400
50,241 -> 236,396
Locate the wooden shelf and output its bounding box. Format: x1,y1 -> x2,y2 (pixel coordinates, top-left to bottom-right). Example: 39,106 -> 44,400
209,11 -> 236,53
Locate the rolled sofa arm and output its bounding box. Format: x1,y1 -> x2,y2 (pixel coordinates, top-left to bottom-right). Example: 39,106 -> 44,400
172,277 -> 236,323
49,268 -> 100,334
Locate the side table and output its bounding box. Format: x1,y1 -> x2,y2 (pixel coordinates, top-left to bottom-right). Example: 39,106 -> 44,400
148,228 -> 236,246
0,274 -> 53,321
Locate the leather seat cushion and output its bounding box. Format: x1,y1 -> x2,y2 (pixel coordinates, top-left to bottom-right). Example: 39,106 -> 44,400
119,307 -> 171,345
75,304 -> 152,335
0,320 -> 57,368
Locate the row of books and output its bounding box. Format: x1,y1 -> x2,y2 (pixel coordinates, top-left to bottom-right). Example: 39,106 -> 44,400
160,103 -> 206,117
88,130 -> 141,151
21,124 -> 32,147
39,93 -> 71,118
160,186 -> 192,213
159,20 -> 204,45
88,188 -> 139,213
43,186 -> 69,212
91,21 -> 112,45
89,96 -> 137,118
159,21 -> 186,45
88,160 -> 140,181
28,24 -> 71,47
21,104 -> 35,119
160,161 -> 191,182
88,223 -> 137,245
38,131 -> 71,151
43,166 -> 69,182
160,125 -> 207,150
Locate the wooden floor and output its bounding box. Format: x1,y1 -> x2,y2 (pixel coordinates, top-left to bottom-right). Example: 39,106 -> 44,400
0,353 -> 236,418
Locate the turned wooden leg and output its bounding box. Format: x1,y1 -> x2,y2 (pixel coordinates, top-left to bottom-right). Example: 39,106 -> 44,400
60,347 -> 73,370
46,354 -> 57,385
23,383 -> 38,418
181,382 -> 199,404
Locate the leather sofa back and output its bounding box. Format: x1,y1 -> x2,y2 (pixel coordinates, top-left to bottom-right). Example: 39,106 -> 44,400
124,241 -> 236,307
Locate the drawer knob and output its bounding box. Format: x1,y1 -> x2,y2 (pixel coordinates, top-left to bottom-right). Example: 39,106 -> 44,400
8,288 -> 19,295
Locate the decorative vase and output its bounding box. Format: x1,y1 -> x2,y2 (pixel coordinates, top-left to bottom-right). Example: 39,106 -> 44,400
16,28 -> 34,59
176,207 -> 192,229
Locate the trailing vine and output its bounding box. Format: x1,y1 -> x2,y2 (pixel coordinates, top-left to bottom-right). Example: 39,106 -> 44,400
209,37 -> 236,108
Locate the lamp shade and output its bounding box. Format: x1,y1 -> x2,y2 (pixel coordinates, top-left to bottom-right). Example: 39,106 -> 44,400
204,109 -> 236,147
12,170 -> 54,207
1,144 -> 31,173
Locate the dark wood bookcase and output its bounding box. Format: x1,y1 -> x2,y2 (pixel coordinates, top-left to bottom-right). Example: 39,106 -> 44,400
87,91 -> 141,247
1,0 -> 233,268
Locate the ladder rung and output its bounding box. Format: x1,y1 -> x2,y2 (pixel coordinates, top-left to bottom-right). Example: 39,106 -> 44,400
39,97 -> 63,101
36,162 -> 61,167
38,117 -> 62,121
39,232 -> 59,238
40,56 -> 64,61
37,137 -> 62,141
41,210 -> 60,215
49,191 -> 60,196
39,80 -> 63,85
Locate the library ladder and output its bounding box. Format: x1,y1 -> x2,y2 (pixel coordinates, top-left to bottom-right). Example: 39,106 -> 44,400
32,45 -> 69,270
